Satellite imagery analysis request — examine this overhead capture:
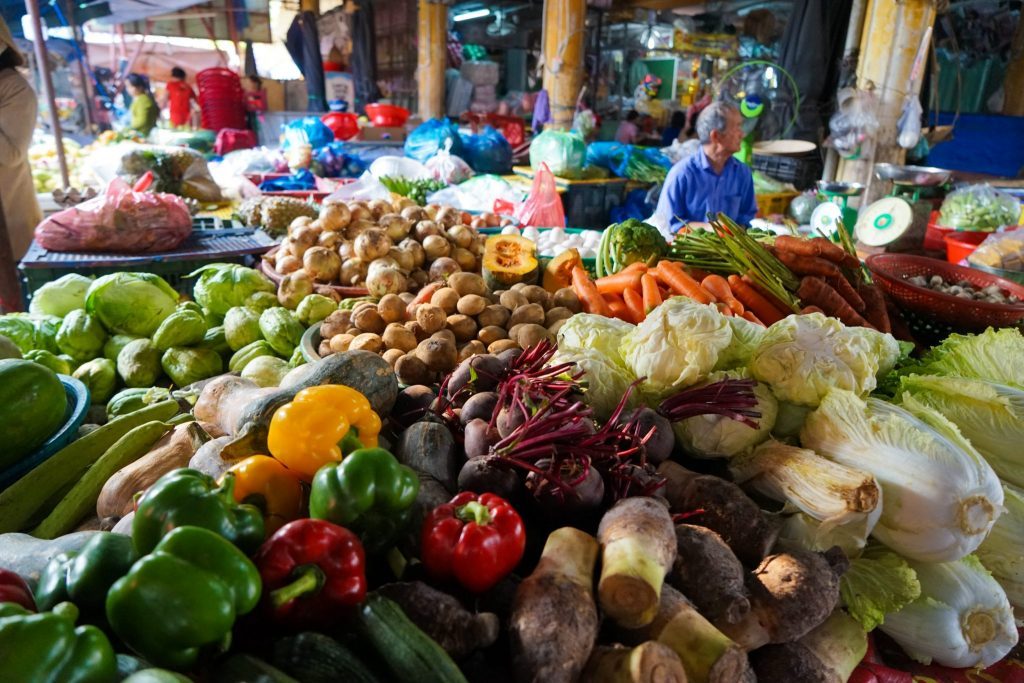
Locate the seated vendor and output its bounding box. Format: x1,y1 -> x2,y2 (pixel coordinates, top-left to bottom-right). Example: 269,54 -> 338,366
651,101 -> 757,238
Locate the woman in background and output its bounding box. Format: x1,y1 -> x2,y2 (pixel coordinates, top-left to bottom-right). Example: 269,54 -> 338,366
126,73 -> 159,136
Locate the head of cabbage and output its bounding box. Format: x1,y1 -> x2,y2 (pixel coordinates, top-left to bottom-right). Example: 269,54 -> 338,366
556,313 -> 634,367
672,369 -> 778,458
29,274 -> 93,318
189,264 -> 275,317
549,347 -> 637,420
85,273 -> 180,337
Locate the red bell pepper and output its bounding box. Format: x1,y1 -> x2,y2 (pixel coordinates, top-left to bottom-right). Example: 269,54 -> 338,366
0,569 -> 35,611
254,518 -> 367,628
421,492 -> 526,593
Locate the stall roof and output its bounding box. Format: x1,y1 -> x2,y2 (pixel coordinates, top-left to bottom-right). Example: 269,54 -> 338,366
1,0 -> 210,37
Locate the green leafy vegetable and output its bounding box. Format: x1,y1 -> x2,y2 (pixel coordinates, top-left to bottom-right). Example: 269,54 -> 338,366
903,327 -> 1024,388
555,313 -> 633,367
188,263 -> 275,317
29,274 -> 92,317
85,273 -> 180,336
840,544 -> 921,631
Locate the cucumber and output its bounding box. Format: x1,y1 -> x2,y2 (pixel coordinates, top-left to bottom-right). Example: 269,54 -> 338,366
271,632 -> 383,683
31,420 -> 172,539
0,400 -> 179,533
214,654 -> 299,683
354,593 -> 468,683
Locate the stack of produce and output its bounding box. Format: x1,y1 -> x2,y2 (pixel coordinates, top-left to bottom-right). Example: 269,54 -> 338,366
116,146 -> 222,202
29,137 -> 95,193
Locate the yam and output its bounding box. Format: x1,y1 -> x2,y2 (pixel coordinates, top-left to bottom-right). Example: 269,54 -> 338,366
377,582 -> 500,660
669,525 -> 749,626
395,421 -> 459,491
583,642 -> 688,683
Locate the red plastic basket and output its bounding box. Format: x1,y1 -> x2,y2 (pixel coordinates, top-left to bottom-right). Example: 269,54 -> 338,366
944,230 -> 989,264
322,112 -> 359,141
866,253 -> 1024,329
364,104 -> 409,127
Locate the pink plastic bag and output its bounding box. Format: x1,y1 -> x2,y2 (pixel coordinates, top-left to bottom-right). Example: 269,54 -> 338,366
35,179 -> 193,253
493,162 -> 565,228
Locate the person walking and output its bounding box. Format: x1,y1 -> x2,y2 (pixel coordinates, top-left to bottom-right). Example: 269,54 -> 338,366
165,66 -> 196,128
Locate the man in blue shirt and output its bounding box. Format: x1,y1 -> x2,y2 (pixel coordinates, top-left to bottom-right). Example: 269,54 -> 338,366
651,101 -> 758,239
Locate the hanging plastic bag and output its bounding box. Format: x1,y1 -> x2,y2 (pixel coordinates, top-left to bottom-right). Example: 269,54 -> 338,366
460,126 -> 512,175
424,140 -> 474,184
495,163 -> 565,228
529,130 -> 586,179
282,116 -> 335,151
897,97 -> 923,150
35,178 -> 192,253
404,118 -> 464,162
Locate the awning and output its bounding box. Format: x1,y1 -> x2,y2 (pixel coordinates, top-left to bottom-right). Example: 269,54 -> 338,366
92,0 -> 212,25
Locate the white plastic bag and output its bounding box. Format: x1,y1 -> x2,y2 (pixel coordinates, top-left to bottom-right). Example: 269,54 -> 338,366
324,171 -> 392,203
424,141 -> 474,184
426,175 -> 524,213
368,155 -> 432,182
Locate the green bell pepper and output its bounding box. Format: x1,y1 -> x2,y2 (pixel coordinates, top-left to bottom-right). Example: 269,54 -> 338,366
35,532 -> 138,614
106,526 -> 261,671
132,468 -> 265,555
308,447 -> 419,554
0,602 -> 117,683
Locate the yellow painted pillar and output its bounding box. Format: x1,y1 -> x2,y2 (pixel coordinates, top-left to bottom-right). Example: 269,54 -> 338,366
300,0 -> 318,15
837,0 -> 937,203
417,0 -> 448,120
1002,17 -> 1024,115
542,0 -> 586,130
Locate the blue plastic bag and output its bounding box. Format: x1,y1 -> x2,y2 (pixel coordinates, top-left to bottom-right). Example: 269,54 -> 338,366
586,142 -> 631,177
283,117 -> 335,151
460,126 -> 512,175
405,118 -> 464,163
259,169 -> 316,191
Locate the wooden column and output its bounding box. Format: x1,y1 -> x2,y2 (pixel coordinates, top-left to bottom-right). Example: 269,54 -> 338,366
417,0 -> 447,120
1002,16 -> 1024,116
542,0 -> 586,130
836,0 -> 936,203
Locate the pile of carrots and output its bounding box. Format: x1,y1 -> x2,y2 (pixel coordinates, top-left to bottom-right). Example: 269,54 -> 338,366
570,261 -> 791,327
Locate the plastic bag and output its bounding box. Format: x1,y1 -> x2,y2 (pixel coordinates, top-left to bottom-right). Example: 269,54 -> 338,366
460,126 -> 512,175
586,142 -> 670,182
313,142 -> 367,178
897,97 -> 923,150
35,178 -> 192,253
424,140 -> 474,184
939,184 -> 1022,231
968,229 -> 1024,271
282,116 -> 335,151
404,118 -> 464,163
496,163 -> 565,228
529,130 -> 586,179
323,171 -> 392,203
217,147 -> 288,176
214,128 -> 258,156
827,88 -> 880,160
369,155 -> 432,182
427,175 -> 523,213
259,169 -> 316,192
101,144 -> 223,202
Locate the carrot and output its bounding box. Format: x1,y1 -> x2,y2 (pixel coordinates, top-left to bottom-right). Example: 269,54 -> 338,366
728,275 -> 786,325
622,287 -> 646,324
572,266 -> 610,317
619,262 -> 649,275
858,283 -> 891,334
701,274 -> 744,315
741,310 -> 765,327
640,273 -> 662,313
653,261 -> 714,304
715,302 -> 734,317
797,277 -> 871,328
800,306 -> 825,315
828,276 -> 866,313
742,275 -> 793,315
604,293 -> 630,322
596,270 -> 644,296
774,249 -> 844,278
775,235 -> 851,265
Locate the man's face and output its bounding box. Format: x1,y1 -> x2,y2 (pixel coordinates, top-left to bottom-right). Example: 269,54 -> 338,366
718,109 -> 745,155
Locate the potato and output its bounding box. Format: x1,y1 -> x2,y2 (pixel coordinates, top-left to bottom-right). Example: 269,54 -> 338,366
344,327 -> 362,337
458,340 -> 487,362
548,319 -> 568,336
499,290 -> 528,310
477,325 -> 508,346
382,323 -> 418,352
517,324 -> 554,349
488,339 -> 520,354
416,304 -> 447,334
520,285 -> 551,308
456,294 -> 489,317
428,258 -> 461,282
431,287 -> 461,314
477,304 -> 511,329
416,337 -> 458,373
432,329 -> 457,346
545,306 -> 574,327
553,287 -> 582,313
449,272 -> 488,297
318,339 -> 333,357
509,303 -> 546,327
405,320 -> 429,342
320,310 -> 353,339
329,333 -> 355,353
409,269 -> 430,289
350,333 -> 383,353
511,282 -> 528,291
451,247 -> 477,272
395,354 -> 429,386
377,294 -> 407,324
382,348 -> 405,368
446,314 -> 478,343
352,306 -> 386,334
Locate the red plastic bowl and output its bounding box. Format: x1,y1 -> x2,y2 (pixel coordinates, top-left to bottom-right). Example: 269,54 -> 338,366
944,230 -> 989,264
322,112 -> 359,141
364,103 -> 410,127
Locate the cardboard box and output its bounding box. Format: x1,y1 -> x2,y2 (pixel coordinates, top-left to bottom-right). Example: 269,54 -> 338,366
358,126 -> 407,142
263,79 -> 286,112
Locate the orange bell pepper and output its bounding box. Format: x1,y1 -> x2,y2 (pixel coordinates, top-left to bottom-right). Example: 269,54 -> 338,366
221,456 -> 304,535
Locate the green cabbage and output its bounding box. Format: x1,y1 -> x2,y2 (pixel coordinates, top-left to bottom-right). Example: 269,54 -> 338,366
25,349 -> 71,375
0,316 -> 36,353
673,369 -> 777,458
618,298 -> 733,400
556,313 -> 633,367
56,309 -> 108,362
749,313 -> 899,407
714,315 -> 768,371
73,358 -> 118,404
117,339 -> 163,388
29,274 -> 92,317
296,294 -> 338,326
31,315 -> 62,355
905,327 -> 1024,388
900,375 -> 1024,488
189,263 -> 275,317
801,389 -> 1003,563
151,308 -> 207,351
840,544 -> 921,631
85,273 -> 180,337
240,355 -> 291,388
549,347 -> 636,420
161,347 -> 224,387
259,308 -> 304,357
224,306 -> 263,352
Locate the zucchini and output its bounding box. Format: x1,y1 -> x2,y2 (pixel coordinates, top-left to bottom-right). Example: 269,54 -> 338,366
354,593 -> 468,683
214,654 -> 299,683
0,400 -> 179,533
271,632 -> 383,683
31,421 -> 172,539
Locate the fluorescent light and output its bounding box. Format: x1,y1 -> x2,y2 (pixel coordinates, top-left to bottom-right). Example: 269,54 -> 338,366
453,8 -> 490,22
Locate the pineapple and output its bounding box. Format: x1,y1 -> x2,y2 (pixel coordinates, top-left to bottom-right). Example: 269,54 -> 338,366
260,197 -> 317,235
236,197 -> 267,228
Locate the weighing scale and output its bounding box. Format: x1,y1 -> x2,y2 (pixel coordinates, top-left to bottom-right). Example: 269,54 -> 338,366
856,164 -> 952,252
810,181 -> 864,237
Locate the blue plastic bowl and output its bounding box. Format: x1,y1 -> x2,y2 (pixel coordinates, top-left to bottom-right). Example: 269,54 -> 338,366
0,375 -> 91,491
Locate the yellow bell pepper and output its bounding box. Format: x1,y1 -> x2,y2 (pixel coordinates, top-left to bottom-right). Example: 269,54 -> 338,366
267,385 -> 382,480
221,455 -> 304,535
